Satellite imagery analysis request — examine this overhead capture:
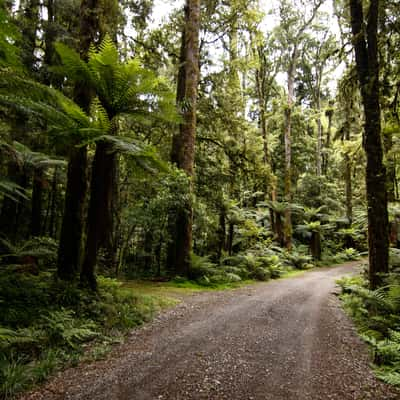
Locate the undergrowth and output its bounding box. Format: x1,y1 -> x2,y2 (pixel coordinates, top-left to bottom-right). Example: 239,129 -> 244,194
337,262 -> 400,387
0,272 -> 169,399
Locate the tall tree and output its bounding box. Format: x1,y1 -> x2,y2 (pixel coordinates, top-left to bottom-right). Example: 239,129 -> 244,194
349,0 -> 388,288
167,0 -> 200,276
57,0 -> 101,281
276,0 -> 322,250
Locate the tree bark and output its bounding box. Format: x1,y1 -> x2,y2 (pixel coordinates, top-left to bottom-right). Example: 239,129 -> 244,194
281,1 -> 322,251
217,208 -> 226,261
322,108 -> 333,175
167,0 -> 200,277
30,167 -> 44,237
344,153 -> 353,225
57,147 -> 88,280
310,231 -> 321,260
344,106 -> 353,224
0,161 -> 25,245
349,0 -> 389,289
48,166 -> 58,238
57,0 -> 100,282
81,140 -> 115,289
316,95 -> 323,176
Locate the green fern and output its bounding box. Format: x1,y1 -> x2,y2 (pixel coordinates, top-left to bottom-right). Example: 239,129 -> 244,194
376,370 -> 400,386
0,327 -> 19,345
41,309 -> 99,349
0,237 -> 57,262
55,35 -> 178,123
0,179 -> 28,202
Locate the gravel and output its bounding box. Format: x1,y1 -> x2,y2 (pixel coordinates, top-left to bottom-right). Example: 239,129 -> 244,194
21,261 -> 400,400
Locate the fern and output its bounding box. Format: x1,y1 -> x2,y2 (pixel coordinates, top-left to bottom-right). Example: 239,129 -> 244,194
55,35 -> 178,123
53,42 -> 92,84
98,135 -> 168,172
0,237 -> 57,262
376,370 -> 400,386
0,327 -> 19,345
41,309 -> 99,349
0,179 -> 28,202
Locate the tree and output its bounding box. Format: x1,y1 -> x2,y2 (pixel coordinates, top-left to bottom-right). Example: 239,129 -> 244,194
53,38 -> 176,289
275,0 -> 323,250
57,0 -> 102,282
349,0 -> 388,288
167,0 -> 201,276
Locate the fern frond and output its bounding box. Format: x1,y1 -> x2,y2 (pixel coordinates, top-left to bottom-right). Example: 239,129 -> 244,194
97,135 -> 168,172
54,42 -> 92,83
0,179 -> 29,202
90,97 -> 110,131
376,370 -> 400,386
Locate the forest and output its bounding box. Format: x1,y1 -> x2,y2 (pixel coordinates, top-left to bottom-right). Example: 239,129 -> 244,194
1,0 -> 400,398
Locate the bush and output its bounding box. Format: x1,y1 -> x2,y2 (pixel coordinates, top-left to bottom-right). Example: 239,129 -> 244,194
338,273 -> 400,386
0,272 -> 162,398
189,254 -> 218,280
251,267 -> 271,281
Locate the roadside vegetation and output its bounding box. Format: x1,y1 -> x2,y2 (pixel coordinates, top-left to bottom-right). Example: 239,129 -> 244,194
338,249 -> 400,387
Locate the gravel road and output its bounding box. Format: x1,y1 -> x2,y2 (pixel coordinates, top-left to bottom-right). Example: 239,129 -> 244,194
23,261 -> 400,400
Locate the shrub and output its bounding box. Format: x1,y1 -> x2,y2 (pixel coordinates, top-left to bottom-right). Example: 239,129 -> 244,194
338,274 -> 400,386
251,267 -> 271,281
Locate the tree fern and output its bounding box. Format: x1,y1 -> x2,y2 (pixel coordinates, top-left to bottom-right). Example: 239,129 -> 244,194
55,35 -> 178,123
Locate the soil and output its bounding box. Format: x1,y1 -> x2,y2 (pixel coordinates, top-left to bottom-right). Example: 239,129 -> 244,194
21,261 -> 400,400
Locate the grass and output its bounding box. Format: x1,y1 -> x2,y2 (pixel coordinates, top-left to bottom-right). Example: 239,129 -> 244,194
123,278 -> 255,298
279,269 -> 308,279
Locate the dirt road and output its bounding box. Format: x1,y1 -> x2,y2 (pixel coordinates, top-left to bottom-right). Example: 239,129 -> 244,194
24,261 -> 399,400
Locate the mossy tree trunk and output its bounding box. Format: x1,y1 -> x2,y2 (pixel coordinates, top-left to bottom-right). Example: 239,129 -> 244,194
81,138 -> 116,290
57,0 -> 100,282
350,0 -> 389,289
167,0 -> 200,277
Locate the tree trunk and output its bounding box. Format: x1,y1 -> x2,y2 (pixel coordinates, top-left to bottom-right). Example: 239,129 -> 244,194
227,222 -> 234,256
81,141 -> 115,289
283,102 -> 293,250
30,167 -> 44,237
316,95 -> 322,176
57,147 -> 88,280
57,0 -> 100,282
344,153 -> 353,225
383,130 -> 396,202
48,167 -> 58,238
217,208 -> 226,261
310,231 -> 321,260
143,229 -> 153,271
323,106 -> 334,174
167,0 -> 200,277
0,161 -> 25,245
350,0 -> 389,289
344,112 -> 353,224
275,213 -> 285,247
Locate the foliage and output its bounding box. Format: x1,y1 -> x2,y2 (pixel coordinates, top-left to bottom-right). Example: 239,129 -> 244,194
0,271 -> 164,398
338,272 -> 400,386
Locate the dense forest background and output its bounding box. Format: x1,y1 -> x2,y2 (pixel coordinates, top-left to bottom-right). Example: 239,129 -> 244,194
1,0 -> 400,397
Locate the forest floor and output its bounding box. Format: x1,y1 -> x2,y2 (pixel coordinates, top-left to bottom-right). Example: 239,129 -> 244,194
20,261 -> 400,400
